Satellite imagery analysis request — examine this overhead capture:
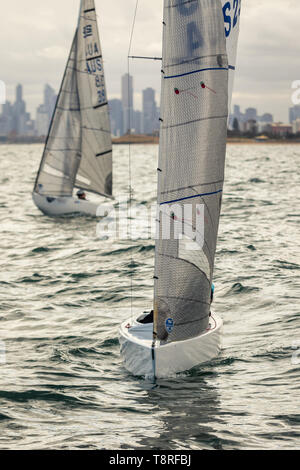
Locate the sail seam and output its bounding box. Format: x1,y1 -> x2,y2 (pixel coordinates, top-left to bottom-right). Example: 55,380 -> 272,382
96,150 -> 112,158
94,102 -> 108,109
167,0 -> 198,9
164,66 -> 228,79
160,190 -> 222,205
165,54 -> 227,68
86,55 -> 102,61
162,115 -> 227,129
157,295 -> 210,307
160,180 -> 224,194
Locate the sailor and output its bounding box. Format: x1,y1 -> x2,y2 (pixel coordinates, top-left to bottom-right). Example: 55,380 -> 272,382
211,283 -> 215,303
208,283 -> 215,318
139,310 -> 153,324
77,189 -> 87,200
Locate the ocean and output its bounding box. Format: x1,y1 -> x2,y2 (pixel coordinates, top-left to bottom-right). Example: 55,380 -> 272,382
0,143 -> 299,450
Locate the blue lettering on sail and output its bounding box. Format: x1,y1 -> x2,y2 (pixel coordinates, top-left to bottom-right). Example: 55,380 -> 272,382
83,25 -> 93,38
86,59 -> 103,74
187,22 -> 203,52
177,1 -> 198,16
86,43 -> 100,57
97,88 -> 106,105
96,59 -> 102,71
95,75 -> 104,87
223,0 -> 240,37
233,0 -> 239,28
223,2 -> 231,37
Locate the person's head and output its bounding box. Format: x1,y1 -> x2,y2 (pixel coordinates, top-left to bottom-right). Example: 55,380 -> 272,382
77,189 -> 86,200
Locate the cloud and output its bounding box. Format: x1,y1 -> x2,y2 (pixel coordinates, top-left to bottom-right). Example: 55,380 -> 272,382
0,0 -> 299,121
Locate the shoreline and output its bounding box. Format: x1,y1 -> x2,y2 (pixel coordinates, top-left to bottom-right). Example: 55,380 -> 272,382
1,136 -> 300,145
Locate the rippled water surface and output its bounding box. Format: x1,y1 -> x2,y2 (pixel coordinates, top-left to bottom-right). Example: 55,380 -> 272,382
0,143 -> 299,450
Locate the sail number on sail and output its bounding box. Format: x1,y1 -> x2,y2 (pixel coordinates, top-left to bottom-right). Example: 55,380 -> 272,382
83,24 -> 106,106
176,0 -> 241,51
222,0 -> 241,37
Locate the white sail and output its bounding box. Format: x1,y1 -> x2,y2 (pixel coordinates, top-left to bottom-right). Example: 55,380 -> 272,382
153,0 -> 241,344
34,0 -> 112,198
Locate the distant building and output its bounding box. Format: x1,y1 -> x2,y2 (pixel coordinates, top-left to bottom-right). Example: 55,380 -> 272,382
44,84 -> 56,121
265,123 -> 293,137
35,104 -> 49,136
122,73 -> 134,134
245,107 -> 257,122
229,105 -> 273,131
243,119 -> 257,135
109,99 -> 123,137
13,84 -> 27,134
260,113 -> 273,123
133,110 -> 142,135
0,101 -> 14,136
292,118 -> 300,134
142,88 -> 157,135
289,105 -> 300,124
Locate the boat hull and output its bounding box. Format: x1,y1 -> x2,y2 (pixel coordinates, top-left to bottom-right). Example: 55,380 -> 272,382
32,192 -> 100,217
119,313 -> 223,378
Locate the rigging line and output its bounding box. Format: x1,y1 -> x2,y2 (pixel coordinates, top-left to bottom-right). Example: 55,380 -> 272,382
127,0 -> 140,321
128,56 -> 162,61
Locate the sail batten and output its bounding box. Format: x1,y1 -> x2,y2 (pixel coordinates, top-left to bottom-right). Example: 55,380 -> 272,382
34,0 -> 112,199
154,0 -> 240,345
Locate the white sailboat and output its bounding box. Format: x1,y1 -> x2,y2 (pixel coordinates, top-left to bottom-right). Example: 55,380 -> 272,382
120,0 -> 241,378
33,0 -> 113,216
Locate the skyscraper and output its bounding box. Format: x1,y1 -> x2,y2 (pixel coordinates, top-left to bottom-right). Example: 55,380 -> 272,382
245,107 -> 257,122
121,73 -> 133,135
289,105 -> 300,124
44,84 -> 56,121
142,88 -> 157,135
13,84 -> 27,134
109,99 -> 123,137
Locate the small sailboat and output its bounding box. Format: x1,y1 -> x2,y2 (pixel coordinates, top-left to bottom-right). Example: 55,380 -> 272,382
33,0 -> 113,216
120,0 -> 241,378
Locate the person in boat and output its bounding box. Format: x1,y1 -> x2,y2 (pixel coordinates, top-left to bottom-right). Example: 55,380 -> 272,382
139,310 -> 153,324
211,283 -> 215,304
77,189 -> 87,200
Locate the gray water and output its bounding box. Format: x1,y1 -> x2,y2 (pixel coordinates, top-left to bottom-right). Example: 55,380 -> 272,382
0,143 -> 299,450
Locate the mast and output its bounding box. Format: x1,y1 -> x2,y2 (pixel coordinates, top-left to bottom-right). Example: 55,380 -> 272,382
154,0 -> 236,344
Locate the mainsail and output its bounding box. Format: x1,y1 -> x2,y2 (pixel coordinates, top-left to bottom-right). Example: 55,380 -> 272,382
34,0 -> 112,198
153,0 -> 241,343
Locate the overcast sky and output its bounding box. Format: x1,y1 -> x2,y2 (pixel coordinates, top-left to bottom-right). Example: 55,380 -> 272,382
0,0 -> 299,121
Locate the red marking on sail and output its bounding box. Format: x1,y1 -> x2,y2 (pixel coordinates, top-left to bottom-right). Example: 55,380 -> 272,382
201,81 -> 216,94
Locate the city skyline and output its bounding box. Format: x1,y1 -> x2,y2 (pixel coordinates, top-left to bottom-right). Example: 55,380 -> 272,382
2,78 -> 300,140
0,0 -> 299,123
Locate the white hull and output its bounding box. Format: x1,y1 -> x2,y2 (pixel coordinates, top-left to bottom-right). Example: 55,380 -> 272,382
119,313 -> 223,378
32,192 -> 100,217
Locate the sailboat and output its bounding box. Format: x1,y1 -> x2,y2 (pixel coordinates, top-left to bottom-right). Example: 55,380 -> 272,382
33,0 -> 113,216
119,0 -> 241,378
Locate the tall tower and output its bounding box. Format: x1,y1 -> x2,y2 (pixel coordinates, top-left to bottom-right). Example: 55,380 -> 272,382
16,84 -> 23,103
142,88 -> 156,135
121,73 -> 133,135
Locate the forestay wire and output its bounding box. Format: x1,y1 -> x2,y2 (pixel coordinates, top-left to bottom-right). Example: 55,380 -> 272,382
127,0 -> 140,320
